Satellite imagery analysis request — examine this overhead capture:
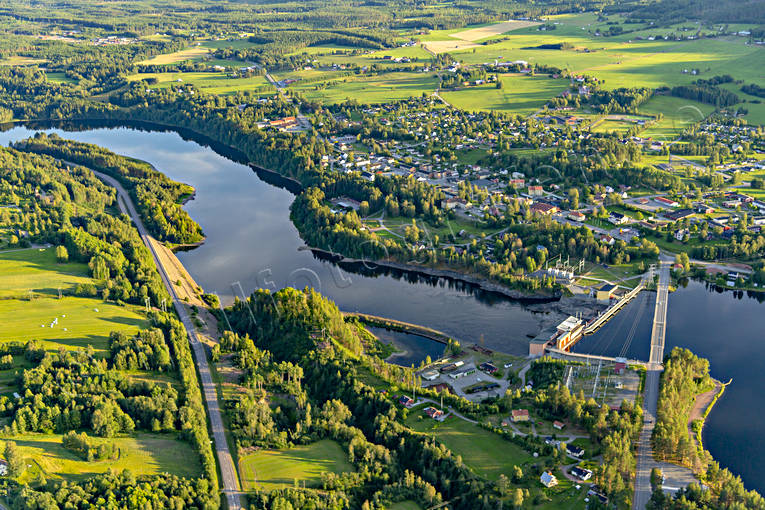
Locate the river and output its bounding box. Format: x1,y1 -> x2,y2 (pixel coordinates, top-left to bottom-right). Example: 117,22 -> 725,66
1,124 -> 762,494
574,279 -> 765,494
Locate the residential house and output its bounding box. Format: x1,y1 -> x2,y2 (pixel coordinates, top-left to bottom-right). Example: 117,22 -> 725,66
511,409 -> 530,422
568,211 -> 586,222
553,420 -> 565,430
570,466 -> 592,481
540,471 -> 558,488
566,444 -> 585,458
608,211 -> 629,225
424,406 -> 444,420
398,396 -> 414,408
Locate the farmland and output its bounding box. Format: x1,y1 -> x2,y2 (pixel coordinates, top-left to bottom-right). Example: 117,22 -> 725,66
441,74 -> 569,115
0,247 -> 146,354
294,72 -> 439,104
127,71 -> 274,95
0,433 -> 203,484
238,439 -> 354,491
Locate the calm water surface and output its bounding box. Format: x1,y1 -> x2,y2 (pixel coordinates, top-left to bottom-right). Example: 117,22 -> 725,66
575,279 -> 765,494
2,125 -> 763,493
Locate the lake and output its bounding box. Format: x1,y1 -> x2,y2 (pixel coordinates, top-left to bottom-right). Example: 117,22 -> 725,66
1,124 -> 762,494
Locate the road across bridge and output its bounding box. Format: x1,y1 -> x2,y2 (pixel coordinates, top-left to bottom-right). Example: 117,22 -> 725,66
633,261 -> 670,510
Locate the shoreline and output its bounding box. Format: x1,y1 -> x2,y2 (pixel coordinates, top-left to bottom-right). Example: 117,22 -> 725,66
4,118 -> 562,304
307,246 -> 562,303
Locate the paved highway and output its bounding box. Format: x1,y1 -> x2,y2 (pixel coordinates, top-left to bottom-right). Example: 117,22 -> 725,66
92,170 -> 243,510
633,261 -> 670,510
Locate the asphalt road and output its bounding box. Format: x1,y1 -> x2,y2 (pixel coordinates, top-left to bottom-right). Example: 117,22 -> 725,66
633,261 -> 670,510
92,170 -> 243,510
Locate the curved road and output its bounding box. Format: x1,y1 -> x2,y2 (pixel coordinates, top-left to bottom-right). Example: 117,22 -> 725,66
92,170 -> 243,510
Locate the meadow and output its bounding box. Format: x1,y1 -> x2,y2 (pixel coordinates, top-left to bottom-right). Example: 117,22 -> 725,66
294,72 -> 439,104
238,439 -> 353,491
0,247 -> 146,354
127,71 -> 275,95
0,433 -> 202,484
441,74 -> 569,115
0,247 -> 90,298
639,95 -> 715,141
406,412 -> 532,481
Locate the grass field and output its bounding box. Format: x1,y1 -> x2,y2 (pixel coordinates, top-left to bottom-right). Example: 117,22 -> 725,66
0,248 -> 90,298
388,502 -> 423,510
239,439 -> 353,491
639,95 -> 715,141
296,72 -> 439,104
127,71 -> 275,95
44,72 -> 77,84
0,56 -> 47,66
406,413 -> 533,480
441,74 -> 569,115
449,20 -> 541,42
0,433 -> 202,483
0,247 -> 146,354
138,46 -> 211,65
0,296 -> 147,353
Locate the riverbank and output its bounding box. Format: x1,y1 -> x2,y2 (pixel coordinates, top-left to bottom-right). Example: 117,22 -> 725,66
307,247 -> 562,303
4,118 -> 564,304
345,312 -> 455,345
689,378 -> 729,454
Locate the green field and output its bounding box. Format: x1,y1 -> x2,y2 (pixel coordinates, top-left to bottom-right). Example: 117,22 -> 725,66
639,95 -> 715,141
0,56 -> 47,66
0,433 -> 202,483
388,502 -> 423,510
44,72 -> 77,84
128,71 -> 275,95
441,74 -> 569,115
295,72 -> 439,104
239,439 -> 354,491
0,248 -> 90,298
406,413 -> 533,480
0,247 -> 147,354
0,296 -> 147,353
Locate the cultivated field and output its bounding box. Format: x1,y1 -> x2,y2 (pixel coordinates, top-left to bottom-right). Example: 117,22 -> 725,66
0,433 -> 202,484
441,74 -> 569,115
296,72 -> 439,104
127,71 -> 275,95
239,439 -> 354,491
138,46 -> 211,65
422,40 -> 480,54
449,20 -> 542,42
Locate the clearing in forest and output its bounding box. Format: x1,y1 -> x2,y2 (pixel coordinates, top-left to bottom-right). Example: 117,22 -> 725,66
239,439 -> 354,491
